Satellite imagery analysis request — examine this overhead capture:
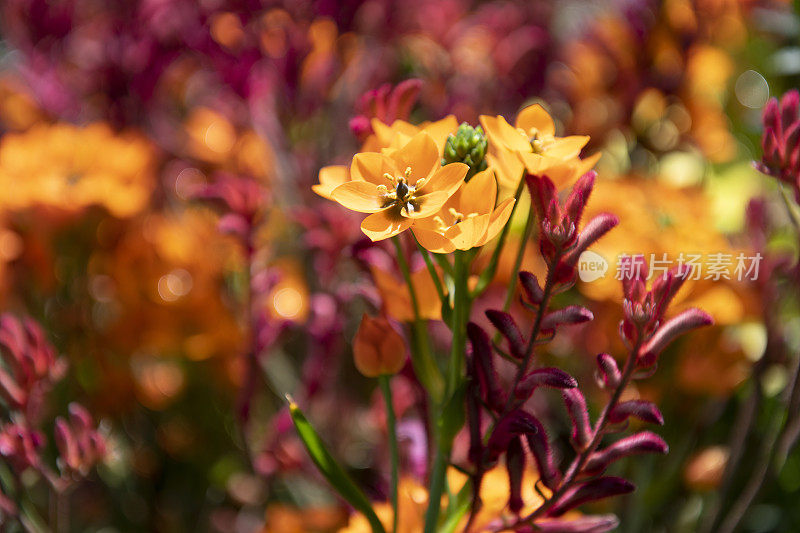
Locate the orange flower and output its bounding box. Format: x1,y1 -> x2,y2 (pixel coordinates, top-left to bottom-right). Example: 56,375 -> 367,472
0,122 -> 154,217
330,132 -> 468,241
312,117 -> 459,201
412,168 -> 515,253
353,314 -> 407,377
480,104 -> 599,189
364,115 -> 458,154
370,264 -> 443,321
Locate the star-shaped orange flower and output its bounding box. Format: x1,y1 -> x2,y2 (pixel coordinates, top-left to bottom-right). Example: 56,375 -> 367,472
412,169 -> 515,253
480,104 -> 599,189
330,132 -> 468,241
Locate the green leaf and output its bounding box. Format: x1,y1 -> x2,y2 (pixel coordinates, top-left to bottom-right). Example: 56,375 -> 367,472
288,397 -> 387,533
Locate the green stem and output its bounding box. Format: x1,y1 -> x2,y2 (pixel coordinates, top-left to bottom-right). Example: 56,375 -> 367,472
411,233 -> 447,304
424,251 -> 473,533
391,237 -> 444,401
379,376 -> 400,533
423,446 -> 448,533
780,184 -> 800,233
471,176 -> 526,297
448,250 -> 471,393
501,206 -> 535,312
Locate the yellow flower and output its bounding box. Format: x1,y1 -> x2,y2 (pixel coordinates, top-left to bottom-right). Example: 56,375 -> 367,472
0,122 -> 154,217
330,132 -> 468,241
313,117 -> 459,201
480,104 -> 599,189
365,115 -> 458,154
412,168 -> 515,253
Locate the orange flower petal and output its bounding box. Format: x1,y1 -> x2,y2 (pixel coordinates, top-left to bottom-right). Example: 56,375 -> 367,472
312,165 -> 349,199
545,135 -> 590,160
476,197 -> 515,247
389,132 -> 440,183
331,181 -> 386,213
487,150 -> 525,190
479,115 -> 531,153
417,162 -> 468,197
361,209 -> 413,241
421,115 -> 459,153
459,168 -> 496,216
447,214 -> 491,250
412,227 -> 456,253
351,152 -> 397,185
404,191 -> 449,218
516,104 -> 555,137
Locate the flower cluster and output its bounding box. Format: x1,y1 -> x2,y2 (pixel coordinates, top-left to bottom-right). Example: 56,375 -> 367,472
0,314 -> 105,522
755,89 -> 800,202
467,254 -> 712,531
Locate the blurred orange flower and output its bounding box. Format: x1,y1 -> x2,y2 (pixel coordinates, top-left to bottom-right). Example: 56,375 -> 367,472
0,123 -> 154,217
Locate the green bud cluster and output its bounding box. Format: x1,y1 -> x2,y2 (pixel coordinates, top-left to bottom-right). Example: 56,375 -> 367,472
442,122 -> 488,182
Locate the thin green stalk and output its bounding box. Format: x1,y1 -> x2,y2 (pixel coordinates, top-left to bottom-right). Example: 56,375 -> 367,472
379,376 -> 400,533
411,233 -> 447,304
780,183 -> 800,232
500,206 -> 534,312
391,236 -> 444,400
423,446 -> 448,533
424,250 -> 473,533
448,250 -> 471,393
471,176 -> 526,297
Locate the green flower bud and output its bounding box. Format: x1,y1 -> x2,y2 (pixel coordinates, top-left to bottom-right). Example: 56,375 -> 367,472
441,122 -> 488,181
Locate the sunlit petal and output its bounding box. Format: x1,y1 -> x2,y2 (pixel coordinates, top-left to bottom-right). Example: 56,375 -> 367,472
476,197 -> 516,246
417,163 -> 468,197
405,191 -> 449,218
312,165 -> 350,199
459,168 -> 496,215
389,132 -> 440,183
479,115 -> 531,153
412,227 -> 456,253
331,181 -> 386,212
351,152 -> 397,185
516,104 -> 556,137
361,209 -> 413,240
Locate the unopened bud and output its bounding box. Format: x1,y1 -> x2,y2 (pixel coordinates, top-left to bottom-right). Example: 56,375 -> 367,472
353,314 -> 407,377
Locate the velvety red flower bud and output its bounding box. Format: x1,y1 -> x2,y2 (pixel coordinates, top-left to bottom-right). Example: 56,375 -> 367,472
485,310 -> 526,360
562,214 -> 619,267
533,514 -> 620,533
518,271 -> 545,305
584,432 -> 668,474
55,402 -> 106,476
596,353 -> 621,389
0,423 -> 42,472
608,400 -> 664,425
0,314 -> 66,418
540,306 -> 593,333
562,389 -> 592,451
638,308 -> 713,367
352,314 -> 407,377
515,368 -> 577,401
547,477 -> 635,517
467,322 -> 504,410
